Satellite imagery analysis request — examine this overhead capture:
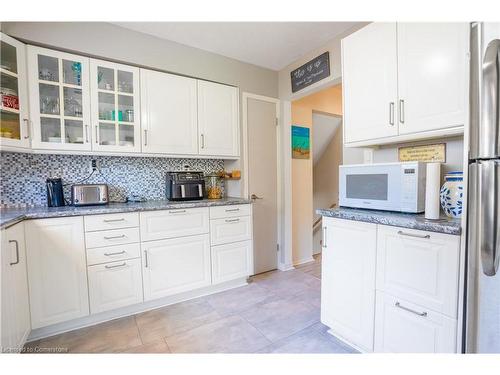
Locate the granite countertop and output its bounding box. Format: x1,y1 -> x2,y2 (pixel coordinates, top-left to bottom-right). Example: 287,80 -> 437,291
317,207 -> 461,236
0,197 -> 252,229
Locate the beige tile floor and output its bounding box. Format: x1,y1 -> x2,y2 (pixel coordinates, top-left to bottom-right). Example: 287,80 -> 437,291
24,254 -> 356,354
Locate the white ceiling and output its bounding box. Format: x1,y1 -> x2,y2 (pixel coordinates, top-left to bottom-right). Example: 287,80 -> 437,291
312,113 -> 342,165
112,22 -> 361,71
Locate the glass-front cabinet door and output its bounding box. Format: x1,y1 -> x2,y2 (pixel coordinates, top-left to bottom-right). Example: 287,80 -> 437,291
0,33 -> 30,149
27,46 -> 91,151
90,59 -> 141,153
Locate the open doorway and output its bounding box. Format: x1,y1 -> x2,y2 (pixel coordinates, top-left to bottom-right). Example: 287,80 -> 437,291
290,84 -> 345,267
312,113 -> 343,255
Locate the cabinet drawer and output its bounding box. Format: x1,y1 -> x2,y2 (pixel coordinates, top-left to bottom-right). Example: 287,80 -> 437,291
210,216 -> 252,246
84,212 -> 139,232
86,243 -> 140,266
211,240 -> 253,284
140,208 -> 209,242
376,225 -> 460,318
85,227 -> 140,249
374,292 -> 457,353
210,204 -> 251,219
88,258 -> 143,314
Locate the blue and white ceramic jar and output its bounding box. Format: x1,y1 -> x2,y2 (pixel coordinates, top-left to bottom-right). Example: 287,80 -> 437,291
440,171 -> 464,218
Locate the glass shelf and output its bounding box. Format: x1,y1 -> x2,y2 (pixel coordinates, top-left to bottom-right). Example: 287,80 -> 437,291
39,83 -> 60,115
0,110 -> 21,140
1,40 -> 18,74
63,59 -> 82,86
63,87 -> 83,117
40,117 -> 61,143
99,122 -> 116,146
38,55 -> 59,82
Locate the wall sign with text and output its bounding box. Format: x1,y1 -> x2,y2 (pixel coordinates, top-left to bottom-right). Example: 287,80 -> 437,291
290,52 -> 330,93
398,143 -> 447,163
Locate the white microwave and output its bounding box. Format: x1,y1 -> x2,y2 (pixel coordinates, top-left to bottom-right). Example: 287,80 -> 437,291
339,162 -> 427,213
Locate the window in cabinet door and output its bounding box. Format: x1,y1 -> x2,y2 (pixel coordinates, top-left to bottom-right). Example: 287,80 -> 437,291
1,35 -> 32,149
91,60 -> 140,153
28,46 -> 91,151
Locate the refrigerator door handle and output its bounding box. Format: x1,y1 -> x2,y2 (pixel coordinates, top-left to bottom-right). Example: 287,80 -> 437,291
469,22 -> 481,158
478,160 -> 500,276
482,39 -> 500,158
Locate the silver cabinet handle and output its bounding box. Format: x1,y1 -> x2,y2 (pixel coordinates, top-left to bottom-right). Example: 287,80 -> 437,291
399,99 -> 405,124
251,194 -> 263,200
225,218 -> 240,223
23,118 -> 30,139
103,234 -> 126,240
144,129 -> 148,146
95,125 -> 99,144
105,262 -> 127,269
104,250 -> 126,256
201,134 -> 205,149
9,239 -> 20,266
397,230 -> 430,239
144,250 -> 149,268
103,218 -> 126,223
322,227 -> 327,248
389,102 -> 395,126
225,208 -> 240,212
395,301 -> 427,317
85,125 -> 89,143
169,210 -> 186,214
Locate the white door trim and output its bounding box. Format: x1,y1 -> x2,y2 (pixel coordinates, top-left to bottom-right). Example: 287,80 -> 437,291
242,92 -> 285,272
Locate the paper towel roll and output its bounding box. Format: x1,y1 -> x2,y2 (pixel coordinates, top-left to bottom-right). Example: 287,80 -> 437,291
425,163 -> 441,220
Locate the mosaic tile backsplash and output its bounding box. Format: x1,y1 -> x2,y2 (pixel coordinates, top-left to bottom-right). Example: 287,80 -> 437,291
0,152 -> 224,206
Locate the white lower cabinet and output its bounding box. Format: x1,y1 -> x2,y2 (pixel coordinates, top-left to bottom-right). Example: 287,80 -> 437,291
211,241 -> 252,284
142,234 -> 211,301
321,217 -> 461,353
25,217 -> 89,329
376,226 -> 460,317
374,292 -> 457,353
321,217 -> 377,352
1,223 -> 31,353
88,258 -> 143,314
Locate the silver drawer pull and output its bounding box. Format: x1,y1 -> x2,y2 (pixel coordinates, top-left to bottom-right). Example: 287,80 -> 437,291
395,302 -> 427,317
9,240 -> 20,266
105,262 -> 127,269
104,250 -> 126,256
225,208 -> 240,212
103,234 -> 126,240
169,210 -> 187,214
397,230 -> 430,239
225,218 -> 240,223
103,218 -> 126,223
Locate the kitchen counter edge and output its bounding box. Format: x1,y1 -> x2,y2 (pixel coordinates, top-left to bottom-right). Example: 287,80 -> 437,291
0,198 -> 252,230
317,207 -> 461,236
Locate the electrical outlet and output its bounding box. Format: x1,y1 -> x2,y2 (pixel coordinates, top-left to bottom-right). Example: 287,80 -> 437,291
91,159 -> 98,171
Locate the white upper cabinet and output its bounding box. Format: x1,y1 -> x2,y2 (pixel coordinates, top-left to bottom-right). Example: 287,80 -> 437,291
0,33 -> 30,149
342,22 -> 468,146
197,80 -> 240,157
27,46 -> 92,151
342,23 -> 399,144
90,59 -> 141,153
140,69 -> 198,155
397,23 -> 468,134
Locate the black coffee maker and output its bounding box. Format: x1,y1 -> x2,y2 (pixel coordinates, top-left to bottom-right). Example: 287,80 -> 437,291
46,178 -> 65,207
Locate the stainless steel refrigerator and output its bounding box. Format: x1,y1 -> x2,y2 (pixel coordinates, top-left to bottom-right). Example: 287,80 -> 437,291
466,22 -> 500,353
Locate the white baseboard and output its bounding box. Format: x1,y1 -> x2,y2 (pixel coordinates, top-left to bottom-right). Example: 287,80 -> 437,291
28,277 -> 248,342
277,261 -> 295,271
293,257 -> 315,266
